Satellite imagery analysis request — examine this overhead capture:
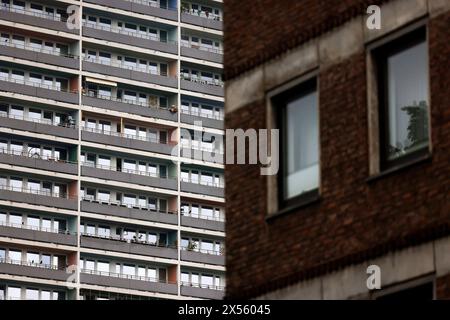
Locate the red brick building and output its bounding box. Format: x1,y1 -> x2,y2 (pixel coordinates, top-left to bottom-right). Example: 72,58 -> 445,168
224,0 -> 450,299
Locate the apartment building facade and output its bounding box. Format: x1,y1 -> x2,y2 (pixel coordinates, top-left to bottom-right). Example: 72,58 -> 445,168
0,0 -> 225,300
224,0 -> 450,299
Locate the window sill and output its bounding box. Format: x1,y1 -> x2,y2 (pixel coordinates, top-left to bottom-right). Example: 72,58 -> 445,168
266,190 -> 321,222
366,153 -> 432,183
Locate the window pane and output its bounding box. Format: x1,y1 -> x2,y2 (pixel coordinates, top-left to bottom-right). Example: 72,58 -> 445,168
285,90 -> 319,199
386,41 -> 428,160
7,287 -> 21,300
97,261 -> 109,273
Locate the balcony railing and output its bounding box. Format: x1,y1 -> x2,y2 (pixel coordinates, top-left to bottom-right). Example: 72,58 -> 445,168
180,246 -> 223,256
81,231 -> 176,249
0,111 -> 76,128
82,21 -> 177,45
82,89 -> 169,111
81,126 -> 170,145
180,41 -> 223,55
82,56 -> 174,78
0,40 -> 78,59
0,258 -> 63,271
181,142 -> 224,155
180,108 -> 224,121
81,268 -> 174,284
123,0 -> 177,10
181,74 -> 224,87
181,8 -> 222,21
81,196 -> 176,214
0,220 -> 72,235
0,147 -> 77,164
181,281 -> 225,291
0,75 -> 76,93
181,211 -> 225,222
0,185 -> 73,199
81,161 -> 175,180
180,177 -> 224,188
0,5 -> 68,22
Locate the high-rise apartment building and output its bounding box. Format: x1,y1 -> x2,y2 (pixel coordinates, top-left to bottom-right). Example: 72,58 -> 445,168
0,0 -> 225,300
224,0 -> 449,299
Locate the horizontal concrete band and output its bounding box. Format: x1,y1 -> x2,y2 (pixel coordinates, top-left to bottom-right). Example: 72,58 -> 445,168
0,45 -> 79,69
0,116 -> 79,139
84,0 -> 178,21
80,272 -> 178,295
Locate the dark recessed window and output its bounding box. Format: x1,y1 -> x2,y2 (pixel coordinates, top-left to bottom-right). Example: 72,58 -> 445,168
377,281 -> 433,300
273,78 -> 319,209
373,27 -> 429,170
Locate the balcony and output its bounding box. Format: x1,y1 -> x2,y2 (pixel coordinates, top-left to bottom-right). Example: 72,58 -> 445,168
80,233 -> 177,259
181,214 -> 225,232
0,113 -> 78,139
0,5 -> 77,34
180,248 -> 225,266
0,42 -> 79,69
0,149 -> 78,175
181,145 -> 224,164
0,185 -> 77,211
81,127 -> 176,156
180,178 -> 224,198
82,22 -> 178,54
0,76 -> 79,104
181,9 -> 223,31
180,75 -> 224,97
83,0 -> 178,21
181,43 -> 223,64
80,197 -> 177,225
82,57 -> 177,88
180,109 -> 223,130
80,269 -> 178,295
180,282 -> 225,299
81,163 -> 177,190
0,258 -> 71,282
82,92 -> 177,122
0,221 -> 77,246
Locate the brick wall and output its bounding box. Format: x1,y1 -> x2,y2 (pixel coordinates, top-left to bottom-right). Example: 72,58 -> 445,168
223,0 -> 391,80
224,11 -> 450,299
436,274 -> 450,299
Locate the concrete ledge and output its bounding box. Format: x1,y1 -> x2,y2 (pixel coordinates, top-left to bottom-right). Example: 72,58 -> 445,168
181,250 -> 225,266
181,215 -> 225,232
0,263 -> 70,281
80,273 -> 178,295
0,225 -> 77,246
81,166 -> 177,190
0,189 -> 77,211
0,45 -> 79,69
80,200 -> 178,225
181,285 -> 224,299
180,181 -> 224,198
181,13 -> 223,31
0,153 -> 78,175
257,237 -> 450,300
363,0 -> 428,43
0,116 -> 78,139
80,236 -> 178,259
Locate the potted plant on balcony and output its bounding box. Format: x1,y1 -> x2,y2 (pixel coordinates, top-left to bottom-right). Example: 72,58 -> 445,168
187,240 -> 197,251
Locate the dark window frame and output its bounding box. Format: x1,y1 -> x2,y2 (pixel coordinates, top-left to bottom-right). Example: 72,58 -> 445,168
272,78 -> 320,211
372,26 -> 430,172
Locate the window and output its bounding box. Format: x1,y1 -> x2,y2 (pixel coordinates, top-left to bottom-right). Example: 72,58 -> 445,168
9,213 -> 22,225
8,249 -> 21,263
7,287 -> 21,300
97,261 -> 109,273
372,26 -> 429,170
273,78 -> 319,209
